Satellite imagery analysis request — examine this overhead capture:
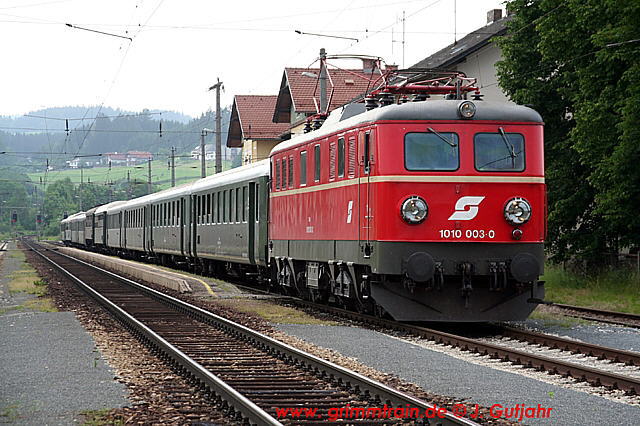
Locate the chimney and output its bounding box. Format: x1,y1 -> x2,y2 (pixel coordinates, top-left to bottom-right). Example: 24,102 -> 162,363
487,9 -> 502,25
362,58 -> 378,74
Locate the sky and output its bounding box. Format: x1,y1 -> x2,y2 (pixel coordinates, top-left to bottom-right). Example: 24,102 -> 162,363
0,0 -> 506,118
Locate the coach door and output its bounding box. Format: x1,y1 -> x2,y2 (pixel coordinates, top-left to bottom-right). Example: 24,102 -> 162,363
358,130 -> 374,258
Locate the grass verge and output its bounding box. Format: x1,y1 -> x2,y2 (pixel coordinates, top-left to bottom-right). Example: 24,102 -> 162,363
80,409 -> 123,426
216,299 -> 338,325
542,264 -> 640,314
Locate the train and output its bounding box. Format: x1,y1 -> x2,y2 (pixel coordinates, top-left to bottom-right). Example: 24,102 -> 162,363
61,77 -> 545,322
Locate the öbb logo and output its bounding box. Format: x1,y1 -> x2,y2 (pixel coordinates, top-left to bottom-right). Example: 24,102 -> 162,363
448,196 -> 485,221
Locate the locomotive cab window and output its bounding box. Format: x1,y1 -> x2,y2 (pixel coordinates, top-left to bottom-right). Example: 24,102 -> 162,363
404,132 -> 459,171
474,131 -> 525,172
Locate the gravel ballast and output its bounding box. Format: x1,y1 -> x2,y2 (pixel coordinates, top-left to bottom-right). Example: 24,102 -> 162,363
276,323 -> 640,425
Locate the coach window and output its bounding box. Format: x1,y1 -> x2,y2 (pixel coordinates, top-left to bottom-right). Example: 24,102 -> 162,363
404,132 -> 459,171
299,151 -> 307,186
338,137 -> 345,177
314,144 -> 321,182
275,160 -> 281,190
236,188 -> 244,223
217,192 -> 221,223
474,132 -> 525,172
242,186 -> 247,222
229,189 -> 234,223
222,191 -> 227,223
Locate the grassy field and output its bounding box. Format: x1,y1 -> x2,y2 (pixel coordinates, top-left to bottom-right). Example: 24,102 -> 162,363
27,159 -> 236,192
542,264 -> 640,314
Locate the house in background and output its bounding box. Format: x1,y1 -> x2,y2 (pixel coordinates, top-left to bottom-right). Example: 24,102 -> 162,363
226,95 -> 290,164
272,64 -> 380,137
411,9 -> 511,102
190,144 -> 215,161
102,151 -> 152,167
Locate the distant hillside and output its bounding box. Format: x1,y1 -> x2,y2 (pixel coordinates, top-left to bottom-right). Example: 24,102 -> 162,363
0,106 -> 193,133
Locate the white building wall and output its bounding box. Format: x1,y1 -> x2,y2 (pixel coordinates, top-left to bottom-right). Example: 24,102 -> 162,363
454,43 -> 512,103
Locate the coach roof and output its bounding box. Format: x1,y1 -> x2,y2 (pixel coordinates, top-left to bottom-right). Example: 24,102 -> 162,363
270,100 -> 543,156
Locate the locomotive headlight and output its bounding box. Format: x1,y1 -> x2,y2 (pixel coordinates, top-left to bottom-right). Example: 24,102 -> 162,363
458,101 -> 476,119
401,196 -> 428,224
504,197 -> 532,226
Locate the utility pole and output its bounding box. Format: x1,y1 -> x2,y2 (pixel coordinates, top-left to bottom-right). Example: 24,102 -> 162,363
170,147 -> 176,187
402,10 -> 406,68
79,164 -> 83,211
147,159 -> 152,194
208,78 -> 224,174
319,48 -> 327,114
200,130 -> 206,178
127,170 -> 131,200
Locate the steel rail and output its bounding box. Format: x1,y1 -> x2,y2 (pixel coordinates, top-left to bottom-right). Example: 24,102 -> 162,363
549,303 -> 640,328
28,242 -> 480,426
27,243 -> 281,426
289,300 -> 640,395
498,326 -> 640,366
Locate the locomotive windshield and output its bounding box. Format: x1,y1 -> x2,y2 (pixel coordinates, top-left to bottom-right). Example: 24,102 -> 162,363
404,132 -> 459,171
474,132 -> 525,172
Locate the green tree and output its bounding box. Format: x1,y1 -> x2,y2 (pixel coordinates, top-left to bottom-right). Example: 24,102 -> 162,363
42,178 -> 77,235
497,0 -> 640,268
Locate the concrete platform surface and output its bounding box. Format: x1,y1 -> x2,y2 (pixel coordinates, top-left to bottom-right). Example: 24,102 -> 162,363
277,324 -> 640,425
0,311 -> 129,425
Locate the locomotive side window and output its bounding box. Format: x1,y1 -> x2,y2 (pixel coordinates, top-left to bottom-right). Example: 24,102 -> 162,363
282,157 -> 287,189
275,160 -> 281,190
348,136 -> 356,178
288,156 -> 294,188
474,132 -> 525,172
329,142 -> 336,180
404,132 -> 459,171
300,151 -> 307,186
314,144 -> 321,182
338,137 -> 345,178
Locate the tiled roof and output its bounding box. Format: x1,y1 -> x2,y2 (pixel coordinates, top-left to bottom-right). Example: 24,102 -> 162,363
411,16 -> 511,69
273,67 -> 379,123
226,95 -> 290,148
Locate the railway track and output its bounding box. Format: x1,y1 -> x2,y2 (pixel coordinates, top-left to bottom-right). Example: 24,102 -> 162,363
285,300 -> 640,395
26,241 -> 479,426
547,303 -> 640,329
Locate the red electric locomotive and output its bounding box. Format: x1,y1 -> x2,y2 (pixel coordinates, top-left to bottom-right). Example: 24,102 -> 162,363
269,72 -> 545,322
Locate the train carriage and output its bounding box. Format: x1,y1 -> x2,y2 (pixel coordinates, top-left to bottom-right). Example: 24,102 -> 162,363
69,211 -> 86,246
269,99 -> 545,321
190,160 -> 270,274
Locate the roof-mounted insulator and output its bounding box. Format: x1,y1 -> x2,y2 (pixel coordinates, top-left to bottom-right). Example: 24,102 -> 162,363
379,93 -> 394,106
365,97 -> 378,111
413,94 -> 430,102
444,93 -> 456,100
304,121 -> 313,133
312,118 -> 324,130
399,96 -> 409,104
472,93 -> 484,101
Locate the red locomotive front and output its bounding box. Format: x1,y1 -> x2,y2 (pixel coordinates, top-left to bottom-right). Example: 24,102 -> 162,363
269,99 -> 545,322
